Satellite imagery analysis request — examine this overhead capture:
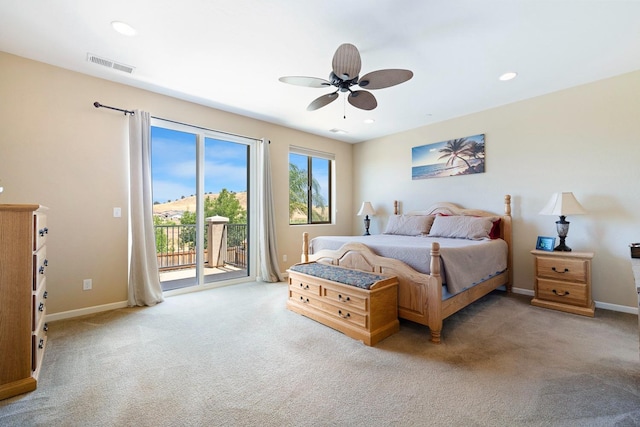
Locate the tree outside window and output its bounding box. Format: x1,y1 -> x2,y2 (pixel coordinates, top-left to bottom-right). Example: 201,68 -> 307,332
289,152 -> 331,224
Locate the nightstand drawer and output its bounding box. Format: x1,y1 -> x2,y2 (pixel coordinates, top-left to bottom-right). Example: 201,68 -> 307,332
536,278 -> 589,307
536,257 -> 588,283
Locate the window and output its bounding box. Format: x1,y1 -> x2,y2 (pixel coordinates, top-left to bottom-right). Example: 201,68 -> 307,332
289,147 -> 333,225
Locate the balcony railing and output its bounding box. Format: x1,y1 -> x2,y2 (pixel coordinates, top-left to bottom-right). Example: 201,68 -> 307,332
154,223 -> 247,271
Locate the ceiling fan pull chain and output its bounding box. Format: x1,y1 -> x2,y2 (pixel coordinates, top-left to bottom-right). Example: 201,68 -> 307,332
343,96 -> 346,119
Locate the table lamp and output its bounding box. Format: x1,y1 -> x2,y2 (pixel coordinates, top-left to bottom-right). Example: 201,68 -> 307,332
357,202 -> 376,236
539,192 -> 586,252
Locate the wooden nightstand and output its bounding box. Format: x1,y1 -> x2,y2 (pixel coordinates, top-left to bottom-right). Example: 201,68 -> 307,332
530,250 -> 595,317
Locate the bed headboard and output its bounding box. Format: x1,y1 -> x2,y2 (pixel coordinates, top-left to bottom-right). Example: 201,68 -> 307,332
394,195 -> 513,282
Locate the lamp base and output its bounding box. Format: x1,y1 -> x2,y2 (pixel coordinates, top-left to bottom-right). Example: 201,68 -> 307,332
363,215 -> 371,236
554,242 -> 572,252
554,216 -> 572,251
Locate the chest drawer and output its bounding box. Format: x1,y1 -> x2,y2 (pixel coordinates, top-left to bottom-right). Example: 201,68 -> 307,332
33,245 -> 47,291
536,278 -> 589,307
288,276 -> 321,296
323,286 -> 367,311
33,213 -> 48,251
316,299 -> 368,328
536,256 -> 588,283
33,277 -> 47,332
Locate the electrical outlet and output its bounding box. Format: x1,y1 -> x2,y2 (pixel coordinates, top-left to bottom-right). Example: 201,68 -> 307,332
283,254 -> 287,262
83,279 -> 92,290
113,207 -> 122,217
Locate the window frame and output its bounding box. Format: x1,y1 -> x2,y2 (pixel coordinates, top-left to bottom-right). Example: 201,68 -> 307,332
289,146 -> 334,225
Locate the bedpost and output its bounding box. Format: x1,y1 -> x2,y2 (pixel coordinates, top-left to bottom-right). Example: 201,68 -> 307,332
503,195 -> 513,294
394,200 -> 398,215
428,242 -> 443,344
301,232 -> 309,263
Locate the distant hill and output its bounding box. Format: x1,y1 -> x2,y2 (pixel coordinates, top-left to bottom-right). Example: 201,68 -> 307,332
153,191 -> 247,215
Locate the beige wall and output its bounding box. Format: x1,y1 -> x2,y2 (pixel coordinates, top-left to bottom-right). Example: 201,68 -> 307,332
353,70 -> 640,310
3,50 -> 639,315
0,51 -> 353,315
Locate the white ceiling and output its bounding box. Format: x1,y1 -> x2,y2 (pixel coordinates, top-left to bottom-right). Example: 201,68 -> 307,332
1,1 -> 639,143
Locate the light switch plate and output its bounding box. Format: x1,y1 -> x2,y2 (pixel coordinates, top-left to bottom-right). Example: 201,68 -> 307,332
113,207 -> 121,217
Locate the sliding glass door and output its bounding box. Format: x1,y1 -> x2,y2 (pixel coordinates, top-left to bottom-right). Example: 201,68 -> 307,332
150,120 -> 255,291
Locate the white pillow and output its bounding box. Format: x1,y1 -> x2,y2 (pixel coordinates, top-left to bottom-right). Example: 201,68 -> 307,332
383,215 -> 434,236
427,215 -> 493,240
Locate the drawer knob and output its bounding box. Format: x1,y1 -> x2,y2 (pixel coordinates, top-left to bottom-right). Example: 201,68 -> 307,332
44,323 -> 49,332
551,267 -> 569,274
38,338 -> 44,349
299,283 -> 309,290
338,294 -> 351,302
39,266 -> 45,274
39,227 -> 49,236
43,291 -> 48,299
552,289 -> 570,297
299,296 -> 309,303
44,259 -> 49,267
338,310 -> 351,319
39,302 -> 44,312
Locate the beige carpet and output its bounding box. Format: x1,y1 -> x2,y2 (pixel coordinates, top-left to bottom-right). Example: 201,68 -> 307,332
1,281 -> 639,426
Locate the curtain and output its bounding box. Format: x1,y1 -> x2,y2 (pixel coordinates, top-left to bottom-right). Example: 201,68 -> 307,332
128,110 -> 164,306
258,139 -> 283,282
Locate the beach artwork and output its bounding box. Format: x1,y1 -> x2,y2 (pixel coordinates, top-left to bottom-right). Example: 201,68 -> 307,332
412,134 -> 485,180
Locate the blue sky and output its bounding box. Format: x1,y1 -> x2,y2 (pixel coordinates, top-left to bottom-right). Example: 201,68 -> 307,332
151,126 -> 248,203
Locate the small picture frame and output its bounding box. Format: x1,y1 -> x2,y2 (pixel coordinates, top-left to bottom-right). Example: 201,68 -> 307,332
536,236 -> 556,252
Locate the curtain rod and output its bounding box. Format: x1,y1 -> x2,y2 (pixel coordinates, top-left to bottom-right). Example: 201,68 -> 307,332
93,101 -> 261,142
93,101 -> 135,116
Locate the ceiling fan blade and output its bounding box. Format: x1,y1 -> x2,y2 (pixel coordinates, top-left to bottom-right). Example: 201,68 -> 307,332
358,69 -> 413,90
279,76 -> 331,88
332,43 -> 361,81
307,92 -> 339,111
348,90 -> 377,110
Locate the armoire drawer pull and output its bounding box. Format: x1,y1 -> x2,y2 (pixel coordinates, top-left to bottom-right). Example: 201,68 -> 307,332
38,339 -> 44,349
43,323 -> 49,332
38,302 -> 44,312
338,294 -> 351,302
551,267 -> 569,273
552,289 -> 570,297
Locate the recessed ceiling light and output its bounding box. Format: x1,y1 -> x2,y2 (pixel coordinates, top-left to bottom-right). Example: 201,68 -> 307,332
363,119 -> 375,124
111,21 -> 137,36
499,72 -> 518,81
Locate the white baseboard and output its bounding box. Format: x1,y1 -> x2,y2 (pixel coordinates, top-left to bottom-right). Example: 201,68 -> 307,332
45,285 -> 638,322
512,287 -> 638,315
45,301 -> 128,322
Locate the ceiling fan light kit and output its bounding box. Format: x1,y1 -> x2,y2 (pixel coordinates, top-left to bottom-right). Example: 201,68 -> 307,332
279,43 -> 413,113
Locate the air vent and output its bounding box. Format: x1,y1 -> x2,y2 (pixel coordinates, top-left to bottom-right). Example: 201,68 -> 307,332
329,128 -> 348,134
87,53 -> 135,74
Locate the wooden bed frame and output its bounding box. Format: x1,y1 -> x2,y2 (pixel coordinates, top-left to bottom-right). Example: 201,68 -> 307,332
300,195 -> 512,343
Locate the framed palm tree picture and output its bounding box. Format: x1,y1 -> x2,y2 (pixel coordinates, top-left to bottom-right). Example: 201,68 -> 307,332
411,134 -> 485,180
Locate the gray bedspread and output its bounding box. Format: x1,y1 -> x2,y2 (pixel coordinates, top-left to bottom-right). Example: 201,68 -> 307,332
309,235 -> 508,295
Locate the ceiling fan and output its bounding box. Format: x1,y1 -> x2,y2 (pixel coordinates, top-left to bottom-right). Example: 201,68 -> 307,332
279,43 -> 413,112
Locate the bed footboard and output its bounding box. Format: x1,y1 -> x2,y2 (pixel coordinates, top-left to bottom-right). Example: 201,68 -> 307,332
300,232 -> 445,343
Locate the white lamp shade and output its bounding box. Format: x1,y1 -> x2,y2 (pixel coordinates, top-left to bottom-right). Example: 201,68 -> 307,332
539,192 -> 586,216
357,202 -> 376,216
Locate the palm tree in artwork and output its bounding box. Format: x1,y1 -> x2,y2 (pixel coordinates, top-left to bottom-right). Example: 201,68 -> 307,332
438,138 -> 473,169
466,141 -> 485,159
